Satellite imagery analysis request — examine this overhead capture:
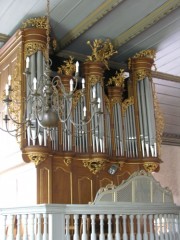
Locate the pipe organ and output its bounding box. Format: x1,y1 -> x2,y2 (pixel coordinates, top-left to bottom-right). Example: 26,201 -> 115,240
0,23 -> 163,204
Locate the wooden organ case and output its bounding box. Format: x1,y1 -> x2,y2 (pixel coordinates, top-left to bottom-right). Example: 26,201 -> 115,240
0,22 -> 163,204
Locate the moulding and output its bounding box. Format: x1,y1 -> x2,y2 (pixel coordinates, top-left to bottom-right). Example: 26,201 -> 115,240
113,0 -> 180,48
60,0 -> 123,48
152,71 -> 180,83
0,33 -> 9,42
162,132 -> 180,146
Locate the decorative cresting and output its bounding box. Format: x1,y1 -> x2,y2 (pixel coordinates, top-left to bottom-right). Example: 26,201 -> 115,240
28,152 -> 49,166
57,56 -> 76,76
22,16 -> 48,29
143,162 -> 159,173
83,158 -> 107,174
21,17 -> 48,58
86,39 -> 117,69
128,49 -> 162,165
128,49 -> 156,81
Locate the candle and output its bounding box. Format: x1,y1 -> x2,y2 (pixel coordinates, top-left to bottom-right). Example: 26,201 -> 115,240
5,83 -> 9,96
33,77 -> 37,90
75,61 -> 79,73
26,57 -> 30,68
82,78 -> 85,89
8,75 -> 11,86
70,79 -> 73,92
92,86 -> 96,98
83,106 -> 86,117
97,98 -> 101,109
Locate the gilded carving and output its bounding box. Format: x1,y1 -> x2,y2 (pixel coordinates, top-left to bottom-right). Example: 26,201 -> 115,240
88,75 -> 103,86
22,16 -> 48,29
131,49 -> 156,60
86,39 -> 117,69
111,97 -> 121,105
122,96 -> 134,116
28,153 -> 48,166
57,56 -> 75,76
134,69 -> 152,81
107,69 -> 125,87
154,91 -> 164,157
83,159 -> 106,174
7,50 -> 22,140
24,42 -> 46,57
143,162 -> 159,173
64,158 -> 72,166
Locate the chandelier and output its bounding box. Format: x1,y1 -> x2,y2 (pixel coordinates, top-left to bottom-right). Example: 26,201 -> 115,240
1,0 -> 107,141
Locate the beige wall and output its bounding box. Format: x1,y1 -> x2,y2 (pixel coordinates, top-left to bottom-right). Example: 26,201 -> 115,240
153,144 -> 180,205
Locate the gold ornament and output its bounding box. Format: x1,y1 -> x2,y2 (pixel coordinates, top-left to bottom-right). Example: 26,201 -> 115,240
24,42 -> 46,57
86,39 -> 117,69
57,56 -> 76,76
64,158 -> 72,166
122,96 -> 134,116
22,16 -> 48,29
143,162 -> 159,173
28,153 -> 48,166
107,69 -> 125,87
83,159 -> 106,174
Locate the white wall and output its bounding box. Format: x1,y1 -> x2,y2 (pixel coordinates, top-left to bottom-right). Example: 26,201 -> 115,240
0,163 -> 37,207
153,144 -> 180,205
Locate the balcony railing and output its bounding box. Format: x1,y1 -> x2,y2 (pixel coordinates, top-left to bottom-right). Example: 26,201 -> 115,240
1,171 -> 180,240
0,203 -> 180,240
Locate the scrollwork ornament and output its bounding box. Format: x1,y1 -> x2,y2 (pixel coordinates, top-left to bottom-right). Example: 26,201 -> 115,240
7,50 -> 22,142
88,75 -> 103,86
154,90 -> 164,157
134,69 -> 152,81
64,158 -> 72,166
143,162 -> 159,173
83,159 -> 106,174
22,16 -> 48,29
28,153 -> 48,166
24,42 -> 46,57
122,96 -> 134,116
111,97 -> 122,105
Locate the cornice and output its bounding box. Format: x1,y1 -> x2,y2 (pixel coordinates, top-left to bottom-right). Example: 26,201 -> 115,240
0,33 -> 9,42
59,0 -> 124,49
113,0 -> 180,48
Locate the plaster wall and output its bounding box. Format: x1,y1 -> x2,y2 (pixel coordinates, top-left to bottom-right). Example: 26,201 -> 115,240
154,144 -> 180,205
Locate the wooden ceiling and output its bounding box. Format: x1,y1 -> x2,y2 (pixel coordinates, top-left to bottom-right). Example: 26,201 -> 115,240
0,0 -> 180,145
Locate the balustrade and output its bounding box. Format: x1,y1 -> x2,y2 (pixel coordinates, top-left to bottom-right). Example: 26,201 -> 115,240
0,204 -> 179,240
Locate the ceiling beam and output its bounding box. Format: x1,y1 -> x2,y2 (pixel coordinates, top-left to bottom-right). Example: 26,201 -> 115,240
113,0 -> 180,48
59,0 -> 124,49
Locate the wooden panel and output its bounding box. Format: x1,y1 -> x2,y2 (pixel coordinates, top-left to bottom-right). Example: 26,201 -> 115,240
77,176 -> 93,204
39,167 -> 50,203
52,166 -> 72,204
